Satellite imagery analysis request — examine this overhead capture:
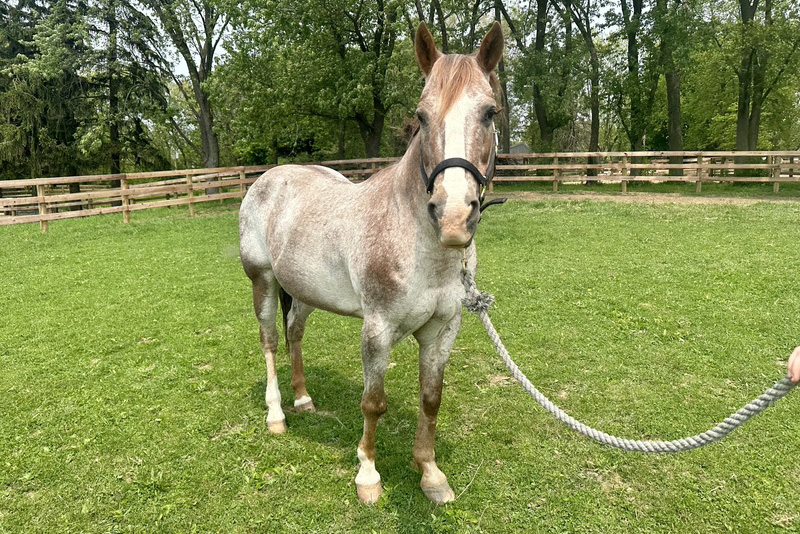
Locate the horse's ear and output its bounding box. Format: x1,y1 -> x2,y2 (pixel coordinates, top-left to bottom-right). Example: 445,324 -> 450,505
476,22 -> 504,73
415,22 -> 440,77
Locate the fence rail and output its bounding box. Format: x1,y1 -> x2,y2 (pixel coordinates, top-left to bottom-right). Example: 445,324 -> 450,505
2,151 -> 799,231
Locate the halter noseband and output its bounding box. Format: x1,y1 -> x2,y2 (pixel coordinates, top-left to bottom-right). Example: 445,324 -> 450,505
419,132 -> 506,213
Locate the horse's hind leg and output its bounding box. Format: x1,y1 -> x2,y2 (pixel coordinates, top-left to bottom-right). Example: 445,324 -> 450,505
251,272 -> 286,433
286,300 -> 316,412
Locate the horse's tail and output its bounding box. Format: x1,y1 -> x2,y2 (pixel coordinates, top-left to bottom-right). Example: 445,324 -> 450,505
278,287 -> 293,351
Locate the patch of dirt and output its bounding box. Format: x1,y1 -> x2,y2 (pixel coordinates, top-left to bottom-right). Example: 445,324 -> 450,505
487,374 -> 514,387
211,421 -> 246,441
582,469 -> 632,494
493,190 -> 800,205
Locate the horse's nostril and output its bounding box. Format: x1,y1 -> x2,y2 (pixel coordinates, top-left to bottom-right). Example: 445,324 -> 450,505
427,201 -> 438,221
470,200 -> 479,212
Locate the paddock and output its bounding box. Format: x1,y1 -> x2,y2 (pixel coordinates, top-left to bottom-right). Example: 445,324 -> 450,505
1,198 -> 799,532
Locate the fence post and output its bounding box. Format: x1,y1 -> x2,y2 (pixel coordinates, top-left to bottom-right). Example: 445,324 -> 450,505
186,175 -> 196,217
621,155 -> 628,193
36,184 -> 48,232
239,170 -> 247,198
552,156 -> 559,192
695,155 -> 704,193
772,155 -> 781,193
121,175 -> 131,223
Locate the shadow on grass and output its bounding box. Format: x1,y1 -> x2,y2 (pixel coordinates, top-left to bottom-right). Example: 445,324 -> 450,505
247,358 -> 459,511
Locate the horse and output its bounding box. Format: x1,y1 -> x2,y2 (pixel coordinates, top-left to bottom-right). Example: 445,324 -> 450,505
238,21 -> 504,505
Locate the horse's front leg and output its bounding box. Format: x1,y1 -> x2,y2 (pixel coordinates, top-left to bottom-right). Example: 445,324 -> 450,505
355,316 -> 392,504
412,312 -> 461,505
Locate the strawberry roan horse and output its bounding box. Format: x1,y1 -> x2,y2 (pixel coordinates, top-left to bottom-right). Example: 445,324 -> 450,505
238,22 -> 504,504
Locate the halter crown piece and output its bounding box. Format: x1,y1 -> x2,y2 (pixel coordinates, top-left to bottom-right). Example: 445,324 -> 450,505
419,130 -> 506,213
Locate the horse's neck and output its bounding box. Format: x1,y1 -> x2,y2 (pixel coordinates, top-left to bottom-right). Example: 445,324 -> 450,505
386,134 -> 429,220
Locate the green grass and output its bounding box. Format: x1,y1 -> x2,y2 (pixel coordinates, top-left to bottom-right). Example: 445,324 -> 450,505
494,179 -> 800,198
2,199 -> 800,533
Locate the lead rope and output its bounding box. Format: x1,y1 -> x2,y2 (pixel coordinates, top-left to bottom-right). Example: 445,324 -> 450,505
460,266 -> 797,452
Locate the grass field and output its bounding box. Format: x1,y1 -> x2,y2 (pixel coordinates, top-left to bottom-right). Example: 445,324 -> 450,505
494,179 -> 800,198
2,198 -> 800,533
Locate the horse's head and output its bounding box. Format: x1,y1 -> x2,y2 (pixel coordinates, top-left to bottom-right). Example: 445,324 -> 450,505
414,22 -> 503,248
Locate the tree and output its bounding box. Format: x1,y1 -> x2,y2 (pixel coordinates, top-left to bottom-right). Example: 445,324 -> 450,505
558,0 -> 601,155
0,0 -> 90,179
500,0 -> 580,151
141,0 -> 230,168
219,0 -> 415,159
603,0 -> 661,152
732,0 -> 800,150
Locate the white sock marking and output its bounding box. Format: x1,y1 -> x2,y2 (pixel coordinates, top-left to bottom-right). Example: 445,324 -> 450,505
294,395 -> 312,407
355,447 -> 381,486
265,376 -> 285,423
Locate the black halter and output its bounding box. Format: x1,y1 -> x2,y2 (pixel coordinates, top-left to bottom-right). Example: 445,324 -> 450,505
419,132 -> 506,213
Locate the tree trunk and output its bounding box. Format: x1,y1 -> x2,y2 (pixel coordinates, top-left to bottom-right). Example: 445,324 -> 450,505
108,0 -> 122,204
562,0 -> 600,179
494,1 -> 511,153
665,70 -> 683,175
622,0 -> 648,153
735,0 -> 771,152
658,0 -> 684,176
358,107 -> 385,158
190,82 -> 220,192
498,58 -> 511,153
748,28 -> 769,150
531,0 -> 553,151
735,48 -> 754,151
196,89 -> 220,168
432,0 -> 448,53
587,46 -> 600,179
338,121 -> 346,159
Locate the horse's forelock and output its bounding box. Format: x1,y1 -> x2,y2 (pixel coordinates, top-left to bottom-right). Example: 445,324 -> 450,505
426,55 -> 493,117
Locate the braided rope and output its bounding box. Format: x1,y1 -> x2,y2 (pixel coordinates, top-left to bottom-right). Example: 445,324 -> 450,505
461,269 -> 797,453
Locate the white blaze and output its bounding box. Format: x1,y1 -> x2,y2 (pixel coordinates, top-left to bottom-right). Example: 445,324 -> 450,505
441,96 -> 470,206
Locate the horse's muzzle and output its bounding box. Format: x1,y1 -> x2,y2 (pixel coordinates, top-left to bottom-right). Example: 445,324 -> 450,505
430,200 -> 480,247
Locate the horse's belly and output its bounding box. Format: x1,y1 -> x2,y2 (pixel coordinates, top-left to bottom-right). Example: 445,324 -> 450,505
273,261 -> 363,318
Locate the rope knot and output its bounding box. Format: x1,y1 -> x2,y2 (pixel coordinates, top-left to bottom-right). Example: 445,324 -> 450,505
463,290 -> 495,313
461,267 -> 494,313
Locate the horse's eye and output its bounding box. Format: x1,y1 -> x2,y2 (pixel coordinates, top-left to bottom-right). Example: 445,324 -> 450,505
484,108 -> 497,123
416,110 -> 428,126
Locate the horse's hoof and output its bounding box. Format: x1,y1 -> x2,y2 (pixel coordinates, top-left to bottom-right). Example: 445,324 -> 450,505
356,482 -> 383,504
421,481 -> 455,505
267,419 -> 287,434
294,399 -> 316,412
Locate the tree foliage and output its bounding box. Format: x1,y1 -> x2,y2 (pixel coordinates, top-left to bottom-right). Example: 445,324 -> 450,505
1,0 -> 799,180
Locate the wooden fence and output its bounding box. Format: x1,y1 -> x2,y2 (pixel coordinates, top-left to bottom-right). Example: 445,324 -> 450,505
2,151 -> 799,231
